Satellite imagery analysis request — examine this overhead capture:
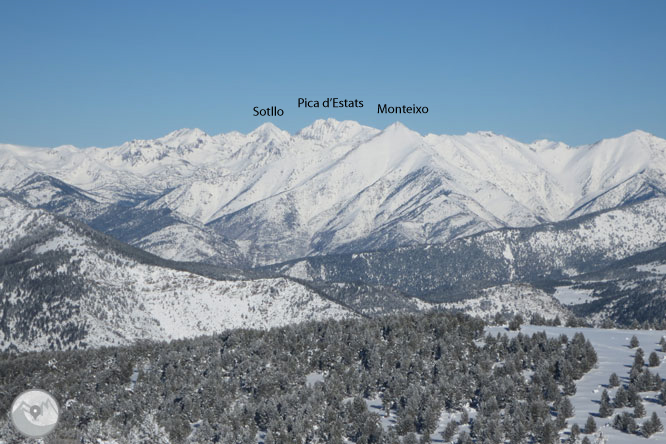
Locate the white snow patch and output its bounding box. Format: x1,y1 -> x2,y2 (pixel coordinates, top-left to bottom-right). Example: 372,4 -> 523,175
637,263 -> 666,275
502,243 -> 514,261
305,371 -> 325,388
553,286 -> 595,305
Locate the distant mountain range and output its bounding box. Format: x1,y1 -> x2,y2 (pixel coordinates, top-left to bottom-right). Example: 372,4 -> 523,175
2,120 -> 665,265
2,121 -> 666,351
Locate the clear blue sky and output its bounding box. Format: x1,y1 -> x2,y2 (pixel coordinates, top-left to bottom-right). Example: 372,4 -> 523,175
1,0 -> 665,147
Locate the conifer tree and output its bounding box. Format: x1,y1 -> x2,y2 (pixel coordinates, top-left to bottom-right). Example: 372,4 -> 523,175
630,335 -> 640,348
614,386 -> 628,407
649,351 -> 660,367
442,421 -> 457,442
563,378 -> 577,396
535,418 -> 559,444
403,432 -> 418,444
613,412 -> 638,434
634,348 -> 645,367
650,411 -> 663,432
633,399 -> 645,418
585,416 -> 597,434
599,389 -> 613,418
627,384 -> 640,407
609,372 -> 620,387
570,423 -> 580,442
508,314 -> 523,331
558,396 -> 574,418
641,413 -> 659,437
419,433 -> 431,444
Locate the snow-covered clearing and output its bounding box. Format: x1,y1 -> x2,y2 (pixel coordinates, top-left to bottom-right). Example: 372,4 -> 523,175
553,286 -> 596,305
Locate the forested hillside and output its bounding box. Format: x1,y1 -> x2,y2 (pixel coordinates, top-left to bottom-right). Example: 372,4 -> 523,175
0,312 -> 601,443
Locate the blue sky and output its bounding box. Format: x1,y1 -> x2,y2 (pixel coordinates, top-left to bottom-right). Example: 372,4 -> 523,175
1,0 -> 665,147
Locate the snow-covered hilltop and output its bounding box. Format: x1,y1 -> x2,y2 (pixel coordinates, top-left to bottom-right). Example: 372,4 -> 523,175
1,120 -> 665,265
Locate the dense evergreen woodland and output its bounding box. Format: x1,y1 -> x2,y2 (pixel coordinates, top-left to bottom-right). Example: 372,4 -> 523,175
0,312 -> 599,443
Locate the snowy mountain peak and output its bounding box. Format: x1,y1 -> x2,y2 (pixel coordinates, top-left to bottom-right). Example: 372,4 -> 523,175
585,129 -> 662,151
377,122 -> 425,146
383,121 -> 412,132
622,129 -> 653,138
52,144 -> 80,153
475,130 -> 497,137
158,127 -> 210,145
249,122 -> 291,144
616,130 -> 666,155
298,118 -> 354,138
297,118 -> 377,145
529,139 -> 570,152
251,121 -> 284,136
111,128 -> 216,167
300,117 -> 345,131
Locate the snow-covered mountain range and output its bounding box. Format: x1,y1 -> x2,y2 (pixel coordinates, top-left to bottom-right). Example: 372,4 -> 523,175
2,192 -> 579,352
2,121 -> 666,352
2,120 -> 665,265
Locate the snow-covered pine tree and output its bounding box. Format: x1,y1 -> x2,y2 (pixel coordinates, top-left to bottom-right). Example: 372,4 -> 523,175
630,335 -> 640,348
599,389 -> 613,418
649,351 -> 660,367
614,386 -> 628,407
633,399 -> 645,418
558,396 -> 574,418
442,421 -> 457,442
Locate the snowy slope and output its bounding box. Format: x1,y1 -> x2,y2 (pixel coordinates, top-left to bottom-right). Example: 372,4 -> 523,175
87,204 -> 247,267
2,121 -> 665,264
0,196 -> 356,352
10,172 -> 110,221
553,244 -> 666,326
133,222 -> 244,265
431,283 -> 573,322
272,197 -> 666,296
